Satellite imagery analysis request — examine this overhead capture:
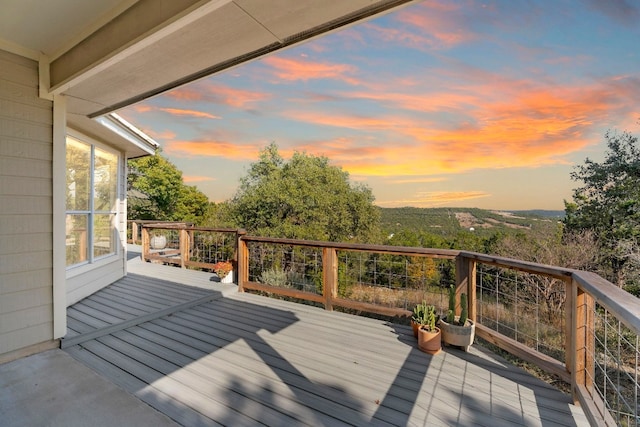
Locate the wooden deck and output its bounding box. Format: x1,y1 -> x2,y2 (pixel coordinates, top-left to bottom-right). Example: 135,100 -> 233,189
63,255 -> 589,426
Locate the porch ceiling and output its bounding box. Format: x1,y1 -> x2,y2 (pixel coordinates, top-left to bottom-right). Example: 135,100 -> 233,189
0,0 -> 415,118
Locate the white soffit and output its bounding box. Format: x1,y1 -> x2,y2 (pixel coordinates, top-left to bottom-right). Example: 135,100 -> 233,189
1,0 -> 415,118
55,0 -> 416,117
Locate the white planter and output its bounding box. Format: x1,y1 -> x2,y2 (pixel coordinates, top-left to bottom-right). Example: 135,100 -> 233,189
220,271 -> 233,284
439,318 -> 475,352
150,235 -> 167,249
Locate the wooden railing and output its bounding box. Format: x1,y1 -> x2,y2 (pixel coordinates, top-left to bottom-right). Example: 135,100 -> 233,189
138,223 -> 242,272
136,223 -> 640,426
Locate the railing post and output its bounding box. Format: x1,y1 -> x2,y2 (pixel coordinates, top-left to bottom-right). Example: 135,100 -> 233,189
467,258 -> 477,322
132,221 -> 139,244
237,230 -> 247,291
179,228 -> 188,268
141,226 -> 149,262
323,247 -> 338,311
573,279 -> 595,401
455,255 -> 475,319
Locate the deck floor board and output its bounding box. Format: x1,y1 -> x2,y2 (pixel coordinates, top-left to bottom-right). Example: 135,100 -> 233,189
63,256 -> 589,427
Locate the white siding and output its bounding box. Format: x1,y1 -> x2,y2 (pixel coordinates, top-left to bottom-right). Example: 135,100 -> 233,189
66,257 -> 125,306
0,49 -> 54,355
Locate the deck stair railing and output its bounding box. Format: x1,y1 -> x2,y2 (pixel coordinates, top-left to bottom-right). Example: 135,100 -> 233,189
135,223 -> 640,426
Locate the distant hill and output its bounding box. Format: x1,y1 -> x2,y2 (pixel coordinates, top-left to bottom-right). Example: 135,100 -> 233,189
379,207 -> 563,237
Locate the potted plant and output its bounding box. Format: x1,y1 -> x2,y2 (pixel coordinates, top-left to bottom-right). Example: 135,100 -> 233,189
213,261 -> 233,283
415,302 -> 441,355
439,285 -> 475,351
411,302 -> 426,338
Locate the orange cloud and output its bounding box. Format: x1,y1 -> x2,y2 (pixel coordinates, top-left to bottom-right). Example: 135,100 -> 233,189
164,140 -> 260,160
390,177 -> 448,184
263,56 -> 361,85
183,175 -> 216,183
279,77 -> 627,176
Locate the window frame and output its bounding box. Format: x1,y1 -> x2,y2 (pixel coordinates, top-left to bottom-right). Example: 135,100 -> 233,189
65,131 -> 121,271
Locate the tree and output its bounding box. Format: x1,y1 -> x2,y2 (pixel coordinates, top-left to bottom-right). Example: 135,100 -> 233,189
493,227 -> 600,322
128,153 -> 210,223
564,130 -> 640,289
229,143 -> 380,242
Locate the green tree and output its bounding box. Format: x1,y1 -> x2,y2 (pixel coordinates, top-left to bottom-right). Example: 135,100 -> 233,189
128,153 -> 209,223
230,143 -> 380,242
564,130 -> 640,289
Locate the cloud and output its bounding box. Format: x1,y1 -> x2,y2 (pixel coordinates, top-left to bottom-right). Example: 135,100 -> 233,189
164,140 -> 260,160
262,56 -> 361,85
279,75 -> 634,177
183,175 -> 216,183
158,108 -> 220,120
377,191 -> 490,208
164,83 -> 271,108
130,105 -> 220,120
390,177 -> 448,184
363,1 -> 478,51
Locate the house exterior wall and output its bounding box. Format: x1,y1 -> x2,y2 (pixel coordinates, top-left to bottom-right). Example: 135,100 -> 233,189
0,49 -> 55,355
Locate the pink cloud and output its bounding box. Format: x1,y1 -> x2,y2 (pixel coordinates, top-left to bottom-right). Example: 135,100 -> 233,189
129,105 -> 220,120
164,83 -> 271,108
262,56 -> 361,85
157,108 -> 220,120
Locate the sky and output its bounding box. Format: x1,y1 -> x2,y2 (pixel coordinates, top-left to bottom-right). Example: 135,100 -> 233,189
119,0 -> 640,211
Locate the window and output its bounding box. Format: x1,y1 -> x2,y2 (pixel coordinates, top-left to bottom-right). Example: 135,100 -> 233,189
65,136 -> 119,267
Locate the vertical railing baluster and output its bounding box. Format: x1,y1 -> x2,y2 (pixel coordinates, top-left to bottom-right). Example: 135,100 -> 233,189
467,258 -> 477,322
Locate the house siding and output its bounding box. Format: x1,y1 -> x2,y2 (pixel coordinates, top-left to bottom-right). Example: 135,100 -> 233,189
0,49 -> 54,355
66,257 -> 125,306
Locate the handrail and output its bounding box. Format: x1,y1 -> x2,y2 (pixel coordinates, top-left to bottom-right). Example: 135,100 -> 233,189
572,270 -> 640,336
245,235 -> 460,258
459,250 -> 574,280
133,222 -> 639,425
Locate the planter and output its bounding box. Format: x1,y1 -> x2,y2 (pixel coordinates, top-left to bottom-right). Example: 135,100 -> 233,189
220,270 -> 233,284
411,320 -> 420,338
439,317 -> 475,352
417,326 -> 441,355
150,235 -> 167,249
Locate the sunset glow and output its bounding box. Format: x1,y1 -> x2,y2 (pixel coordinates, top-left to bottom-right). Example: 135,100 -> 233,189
120,0 -> 640,210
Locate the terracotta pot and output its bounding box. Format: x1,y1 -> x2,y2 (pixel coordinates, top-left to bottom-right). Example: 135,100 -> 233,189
417,326 -> 441,355
411,320 -> 420,338
439,318 -> 475,352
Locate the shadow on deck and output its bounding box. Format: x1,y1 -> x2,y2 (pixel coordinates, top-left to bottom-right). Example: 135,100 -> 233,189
62,254 -> 589,426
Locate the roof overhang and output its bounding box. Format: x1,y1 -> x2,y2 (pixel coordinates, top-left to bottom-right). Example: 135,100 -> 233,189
1,0 -> 416,151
